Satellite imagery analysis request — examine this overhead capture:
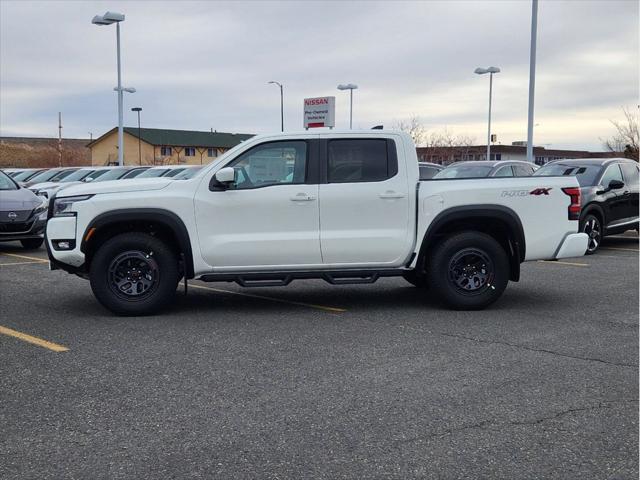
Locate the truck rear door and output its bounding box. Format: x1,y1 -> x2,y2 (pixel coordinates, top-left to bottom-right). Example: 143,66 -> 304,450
318,136 -> 413,266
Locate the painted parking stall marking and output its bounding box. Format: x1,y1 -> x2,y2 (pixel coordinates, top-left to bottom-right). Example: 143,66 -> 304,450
0,325 -> 69,352
187,282 -> 346,313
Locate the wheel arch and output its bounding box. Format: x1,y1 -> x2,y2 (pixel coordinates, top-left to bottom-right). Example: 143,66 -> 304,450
580,202 -> 605,225
417,205 -> 525,282
80,208 -> 195,278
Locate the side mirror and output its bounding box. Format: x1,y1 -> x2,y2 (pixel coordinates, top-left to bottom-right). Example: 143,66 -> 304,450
608,179 -> 624,190
210,166 -> 236,191
215,167 -> 235,184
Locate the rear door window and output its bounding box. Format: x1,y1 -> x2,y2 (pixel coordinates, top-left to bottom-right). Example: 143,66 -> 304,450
327,139 -> 397,183
513,165 -> 534,176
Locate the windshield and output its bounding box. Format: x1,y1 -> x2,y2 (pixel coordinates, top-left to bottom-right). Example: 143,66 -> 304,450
173,167 -> 203,180
59,169 -> 95,182
0,171 -> 18,190
12,170 -> 41,181
89,168 -> 128,182
137,168 -> 169,178
163,168 -> 186,178
121,168 -> 149,179
28,169 -> 70,184
533,164 -> 601,187
434,165 -> 494,179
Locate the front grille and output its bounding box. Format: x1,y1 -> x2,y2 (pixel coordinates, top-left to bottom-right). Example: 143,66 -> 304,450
0,220 -> 34,234
0,210 -> 32,222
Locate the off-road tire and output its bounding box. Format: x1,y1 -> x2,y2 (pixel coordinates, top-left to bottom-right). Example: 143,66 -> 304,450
89,232 -> 179,316
426,231 -> 509,310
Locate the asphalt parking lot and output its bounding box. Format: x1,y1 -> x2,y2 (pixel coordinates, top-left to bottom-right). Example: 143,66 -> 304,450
0,234 -> 638,479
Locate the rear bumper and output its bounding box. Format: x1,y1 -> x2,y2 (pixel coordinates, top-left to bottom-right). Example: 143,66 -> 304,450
555,233 -> 588,259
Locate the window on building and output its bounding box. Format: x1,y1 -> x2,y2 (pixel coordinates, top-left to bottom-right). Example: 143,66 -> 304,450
160,146 -> 172,156
327,139 -> 397,183
489,153 -> 502,161
208,148 -> 218,158
185,147 -> 196,157
226,141 -> 307,190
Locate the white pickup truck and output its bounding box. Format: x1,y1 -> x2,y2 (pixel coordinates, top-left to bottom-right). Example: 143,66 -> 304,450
45,131 -> 588,315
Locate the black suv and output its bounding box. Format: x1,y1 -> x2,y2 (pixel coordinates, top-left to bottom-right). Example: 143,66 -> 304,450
0,170 -> 48,249
534,158 -> 639,254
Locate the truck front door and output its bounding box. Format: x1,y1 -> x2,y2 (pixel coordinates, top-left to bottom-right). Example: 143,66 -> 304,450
195,139 -> 322,269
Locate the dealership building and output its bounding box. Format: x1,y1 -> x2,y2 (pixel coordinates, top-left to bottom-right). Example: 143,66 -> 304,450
87,127 -> 253,166
417,142 -> 618,165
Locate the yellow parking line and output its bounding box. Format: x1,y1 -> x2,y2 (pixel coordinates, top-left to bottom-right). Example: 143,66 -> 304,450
0,252 -> 48,262
538,260 -> 589,267
0,261 -> 48,266
0,325 -> 69,352
600,247 -> 639,253
186,282 -> 346,313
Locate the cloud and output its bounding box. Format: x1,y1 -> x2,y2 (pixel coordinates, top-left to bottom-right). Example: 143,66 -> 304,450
1,0 -> 637,150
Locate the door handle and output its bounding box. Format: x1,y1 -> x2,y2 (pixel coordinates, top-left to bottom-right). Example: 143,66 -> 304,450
379,191 -> 406,199
290,193 -> 316,202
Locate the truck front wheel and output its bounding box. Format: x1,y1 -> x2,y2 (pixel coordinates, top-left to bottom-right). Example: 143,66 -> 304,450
89,232 -> 179,316
427,231 -> 509,310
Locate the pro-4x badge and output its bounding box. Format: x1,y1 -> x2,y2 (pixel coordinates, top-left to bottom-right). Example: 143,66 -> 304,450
530,188 -> 552,195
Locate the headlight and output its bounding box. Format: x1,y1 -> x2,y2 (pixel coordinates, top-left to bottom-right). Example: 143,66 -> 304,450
33,199 -> 48,216
52,195 -> 93,217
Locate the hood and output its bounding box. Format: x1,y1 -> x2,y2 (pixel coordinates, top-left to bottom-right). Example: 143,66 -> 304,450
57,178 -> 173,197
0,187 -> 45,211
30,181 -> 65,190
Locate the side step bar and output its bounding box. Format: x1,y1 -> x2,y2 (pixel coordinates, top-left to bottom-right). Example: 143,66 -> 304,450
199,269 -> 405,288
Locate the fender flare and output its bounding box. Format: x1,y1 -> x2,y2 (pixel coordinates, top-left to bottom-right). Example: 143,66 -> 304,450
580,202 -> 605,225
418,204 -> 526,281
80,208 -> 195,278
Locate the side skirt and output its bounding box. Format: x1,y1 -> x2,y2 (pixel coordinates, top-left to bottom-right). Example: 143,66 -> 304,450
199,269 -> 406,288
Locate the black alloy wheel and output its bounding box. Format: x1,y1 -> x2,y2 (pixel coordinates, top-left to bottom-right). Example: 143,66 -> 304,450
447,248 -> 494,296
581,214 -> 602,254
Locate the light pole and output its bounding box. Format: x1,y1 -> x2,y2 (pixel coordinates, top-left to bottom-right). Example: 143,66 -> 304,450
337,83 -> 358,129
474,67 -> 500,161
131,107 -> 142,165
92,11 -> 135,166
268,81 -> 284,132
526,0 -> 539,163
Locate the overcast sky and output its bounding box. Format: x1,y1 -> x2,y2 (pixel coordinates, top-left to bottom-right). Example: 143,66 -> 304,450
1,0 -> 638,150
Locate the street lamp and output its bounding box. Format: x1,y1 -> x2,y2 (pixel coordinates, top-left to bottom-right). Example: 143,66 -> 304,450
474,66 -> 500,161
337,83 -> 358,129
92,11 -> 135,166
267,81 -> 284,132
131,107 -> 142,165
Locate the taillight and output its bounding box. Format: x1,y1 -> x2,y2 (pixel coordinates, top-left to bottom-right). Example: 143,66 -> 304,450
562,187 -> 581,220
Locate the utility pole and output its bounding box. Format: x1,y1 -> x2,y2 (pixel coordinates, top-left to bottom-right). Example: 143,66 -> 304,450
58,112 -> 63,167
526,0 -> 538,163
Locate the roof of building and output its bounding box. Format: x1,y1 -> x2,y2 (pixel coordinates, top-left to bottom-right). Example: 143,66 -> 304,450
87,127 -> 254,149
416,144 -> 619,158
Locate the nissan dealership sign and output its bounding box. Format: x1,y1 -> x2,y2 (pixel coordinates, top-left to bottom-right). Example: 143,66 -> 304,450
303,96 -> 335,129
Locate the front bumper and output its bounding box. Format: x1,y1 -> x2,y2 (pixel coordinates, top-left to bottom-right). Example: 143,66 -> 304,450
555,232 -> 589,259
46,215 -> 86,272
0,216 -> 46,242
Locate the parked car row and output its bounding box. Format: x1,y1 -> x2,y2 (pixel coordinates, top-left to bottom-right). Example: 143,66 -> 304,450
0,164 -> 203,249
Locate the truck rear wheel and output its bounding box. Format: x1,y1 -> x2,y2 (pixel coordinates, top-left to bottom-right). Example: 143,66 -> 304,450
89,232 -> 179,316
426,231 -> 509,310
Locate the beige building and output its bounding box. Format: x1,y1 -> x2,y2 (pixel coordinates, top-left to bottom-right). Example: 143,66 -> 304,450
87,127 -> 253,166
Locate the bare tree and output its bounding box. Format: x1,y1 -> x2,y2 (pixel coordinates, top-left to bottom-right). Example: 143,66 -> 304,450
602,107 -> 639,161
421,128 -> 476,164
394,115 -> 426,146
